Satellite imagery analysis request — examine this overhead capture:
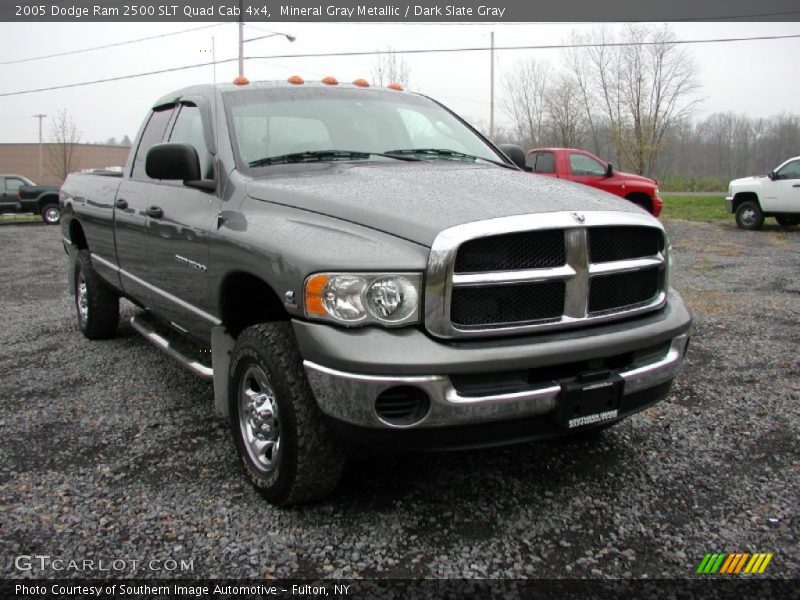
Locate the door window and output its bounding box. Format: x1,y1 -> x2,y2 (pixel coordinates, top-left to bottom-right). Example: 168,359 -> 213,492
4,178 -> 24,194
775,160 -> 800,180
169,104 -> 212,178
131,106 -> 175,181
569,153 -> 606,176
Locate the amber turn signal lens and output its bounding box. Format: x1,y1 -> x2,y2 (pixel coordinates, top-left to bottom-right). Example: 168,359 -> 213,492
304,274 -> 329,315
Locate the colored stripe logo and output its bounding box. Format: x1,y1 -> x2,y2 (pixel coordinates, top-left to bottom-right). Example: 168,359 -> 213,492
696,553 -> 773,574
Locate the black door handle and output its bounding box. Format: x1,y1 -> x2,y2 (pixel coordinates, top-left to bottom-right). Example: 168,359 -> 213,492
792,184 -> 800,188
114,198 -> 128,210
146,205 -> 163,219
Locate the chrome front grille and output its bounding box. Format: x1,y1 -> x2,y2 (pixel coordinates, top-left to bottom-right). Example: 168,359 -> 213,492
424,211 -> 668,339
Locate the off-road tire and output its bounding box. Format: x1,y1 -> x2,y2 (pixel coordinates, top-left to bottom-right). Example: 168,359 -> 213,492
775,215 -> 799,229
41,203 -> 61,225
734,200 -> 764,230
74,249 -> 119,339
229,322 -> 344,505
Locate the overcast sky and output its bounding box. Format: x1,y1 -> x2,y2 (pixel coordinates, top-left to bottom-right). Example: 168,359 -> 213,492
1,21 -> 798,145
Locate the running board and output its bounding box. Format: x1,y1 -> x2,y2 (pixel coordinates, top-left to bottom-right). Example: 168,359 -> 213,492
130,314 -> 213,380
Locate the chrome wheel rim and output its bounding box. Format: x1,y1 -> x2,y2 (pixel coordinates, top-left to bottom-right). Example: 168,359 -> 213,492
238,365 -> 281,473
740,208 -> 756,226
45,207 -> 59,223
77,276 -> 89,324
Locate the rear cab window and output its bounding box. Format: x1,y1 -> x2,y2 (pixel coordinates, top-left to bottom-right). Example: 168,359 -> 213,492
527,152 -> 555,173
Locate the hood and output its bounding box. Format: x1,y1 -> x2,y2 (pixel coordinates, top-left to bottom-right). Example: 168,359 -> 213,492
612,170 -> 657,186
730,175 -> 766,187
245,161 -> 648,246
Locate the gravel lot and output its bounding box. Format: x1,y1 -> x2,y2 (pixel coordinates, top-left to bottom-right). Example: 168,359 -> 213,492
0,219 -> 797,580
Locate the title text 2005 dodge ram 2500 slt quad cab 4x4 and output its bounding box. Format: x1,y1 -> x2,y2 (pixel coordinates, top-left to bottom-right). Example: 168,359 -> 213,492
61,79 -> 692,505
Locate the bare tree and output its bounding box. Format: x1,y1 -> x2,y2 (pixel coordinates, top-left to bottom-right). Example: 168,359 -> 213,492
545,73 -> 587,147
567,25 -> 702,176
372,47 -> 411,88
47,109 -> 81,182
501,58 -> 551,149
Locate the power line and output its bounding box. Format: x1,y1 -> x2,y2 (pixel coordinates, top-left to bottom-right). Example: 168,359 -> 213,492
0,23 -> 227,66
247,32 -> 800,60
1,32 -> 799,98
0,58 -> 238,97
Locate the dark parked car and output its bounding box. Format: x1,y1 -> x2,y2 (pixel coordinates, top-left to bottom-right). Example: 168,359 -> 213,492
0,174 -> 61,224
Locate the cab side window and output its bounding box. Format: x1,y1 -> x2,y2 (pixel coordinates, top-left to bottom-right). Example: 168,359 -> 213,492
5,178 -> 24,193
569,153 -> 605,176
775,160 -> 800,180
131,106 -> 174,181
169,104 -> 212,179
531,152 -> 555,173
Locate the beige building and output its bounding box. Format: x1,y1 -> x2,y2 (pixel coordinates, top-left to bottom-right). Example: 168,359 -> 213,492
0,143 -> 131,185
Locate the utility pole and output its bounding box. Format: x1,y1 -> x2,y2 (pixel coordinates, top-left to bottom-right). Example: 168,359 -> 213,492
489,31 -> 495,141
34,114 -> 46,183
238,0 -> 244,78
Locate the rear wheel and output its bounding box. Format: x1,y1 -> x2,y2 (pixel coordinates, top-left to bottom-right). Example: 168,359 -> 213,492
41,203 -> 61,225
735,200 -> 764,230
74,249 -> 119,339
229,322 -> 344,505
775,215 -> 799,229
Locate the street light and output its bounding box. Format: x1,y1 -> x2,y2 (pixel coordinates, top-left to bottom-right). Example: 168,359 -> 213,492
238,25 -> 295,79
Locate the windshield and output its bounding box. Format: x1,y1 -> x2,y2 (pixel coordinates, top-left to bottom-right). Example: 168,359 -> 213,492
223,86 -> 504,170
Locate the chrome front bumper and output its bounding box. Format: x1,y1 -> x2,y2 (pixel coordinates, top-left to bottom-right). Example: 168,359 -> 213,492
304,332 -> 690,430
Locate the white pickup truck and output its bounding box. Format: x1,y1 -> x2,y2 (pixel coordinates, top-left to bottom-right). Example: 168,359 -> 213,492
726,156 -> 800,230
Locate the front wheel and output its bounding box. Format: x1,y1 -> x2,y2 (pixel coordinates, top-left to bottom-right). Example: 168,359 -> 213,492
229,322 -> 344,505
735,200 -> 764,230
41,203 -> 61,225
74,249 -> 119,339
775,215 -> 799,229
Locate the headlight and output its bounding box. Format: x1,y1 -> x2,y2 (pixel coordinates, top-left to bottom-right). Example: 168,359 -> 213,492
304,272 -> 422,326
654,187 -> 660,197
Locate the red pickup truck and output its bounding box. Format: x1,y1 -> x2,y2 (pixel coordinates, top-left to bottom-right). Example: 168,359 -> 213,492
525,148 -> 662,217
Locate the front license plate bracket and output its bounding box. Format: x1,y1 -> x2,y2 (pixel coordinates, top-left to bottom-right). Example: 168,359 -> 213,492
554,371 -> 624,429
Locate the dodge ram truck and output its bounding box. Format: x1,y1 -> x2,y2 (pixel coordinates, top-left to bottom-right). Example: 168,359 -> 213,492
726,156 -> 800,230
0,174 -> 61,224
523,148 -> 663,217
60,78 -> 692,505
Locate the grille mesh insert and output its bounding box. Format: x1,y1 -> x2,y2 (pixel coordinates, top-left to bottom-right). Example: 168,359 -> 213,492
455,230 -> 566,273
451,281 -> 565,326
589,227 -> 663,263
589,268 -> 661,314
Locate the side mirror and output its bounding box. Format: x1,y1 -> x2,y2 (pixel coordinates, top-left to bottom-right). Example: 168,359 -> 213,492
767,171 -> 776,180
146,143 -> 201,181
146,143 -> 216,191
605,163 -> 614,178
498,144 -> 528,170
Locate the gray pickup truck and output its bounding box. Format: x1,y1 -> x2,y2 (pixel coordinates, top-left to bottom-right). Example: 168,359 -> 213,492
61,79 -> 692,505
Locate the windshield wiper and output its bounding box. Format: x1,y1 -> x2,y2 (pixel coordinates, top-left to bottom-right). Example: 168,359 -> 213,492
383,148 -> 515,169
248,150 -> 420,167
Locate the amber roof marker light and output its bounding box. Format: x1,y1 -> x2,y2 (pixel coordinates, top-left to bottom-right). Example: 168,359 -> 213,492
353,79 -> 370,87
288,75 -> 305,85
233,76 -> 249,86
322,76 -> 339,85
388,83 -> 404,91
